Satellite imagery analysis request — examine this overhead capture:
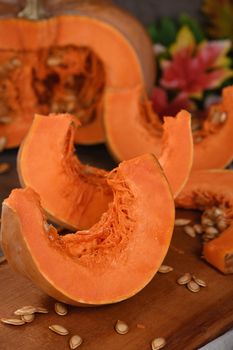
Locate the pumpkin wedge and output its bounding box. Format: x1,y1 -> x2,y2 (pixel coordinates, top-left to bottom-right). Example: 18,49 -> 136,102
192,85 -> 233,170
104,85 -> 193,197
17,113 -> 113,230
176,169 -> 233,274
0,0 -> 154,148
1,154 -> 175,305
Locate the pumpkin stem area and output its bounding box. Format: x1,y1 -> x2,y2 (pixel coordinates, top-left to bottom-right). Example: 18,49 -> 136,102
18,0 -> 47,20
0,45 -> 106,128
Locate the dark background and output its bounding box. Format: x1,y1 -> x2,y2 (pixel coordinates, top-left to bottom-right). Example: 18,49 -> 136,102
114,0 -> 203,25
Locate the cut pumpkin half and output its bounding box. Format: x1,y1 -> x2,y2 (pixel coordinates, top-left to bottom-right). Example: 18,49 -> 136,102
2,154 -> 175,305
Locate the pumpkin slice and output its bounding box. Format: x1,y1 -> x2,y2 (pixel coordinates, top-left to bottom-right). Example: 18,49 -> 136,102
104,85 -> 193,197
17,113 -> 113,230
192,85 -> 233,170
0,0 -> 155,148
176,169 -> 233,274
1,154 -> 175,305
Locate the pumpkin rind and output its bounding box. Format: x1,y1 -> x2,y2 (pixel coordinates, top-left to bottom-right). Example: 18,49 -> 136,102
2,154 -> 174,305
176,169 -> 233,274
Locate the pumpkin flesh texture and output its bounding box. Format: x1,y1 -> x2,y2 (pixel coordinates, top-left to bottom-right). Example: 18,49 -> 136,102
104,86 -> 193,198
2,154 -> 175,305
0,1 -> 155,148
193,86 -> 233,170
176,170 -> 233,274
17,113 -> 113,230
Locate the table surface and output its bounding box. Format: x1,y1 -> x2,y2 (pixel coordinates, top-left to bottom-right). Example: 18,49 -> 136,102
0,147 -> 233,350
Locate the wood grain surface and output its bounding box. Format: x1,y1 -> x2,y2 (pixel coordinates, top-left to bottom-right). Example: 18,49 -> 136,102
0,148 -> 233,350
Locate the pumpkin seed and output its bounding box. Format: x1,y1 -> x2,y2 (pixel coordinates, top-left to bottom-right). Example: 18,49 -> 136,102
216,218 -> 228,232
35,306 -> 49,314
213,207 -> 223,218
49,324 -> 69,335
0,136 -> 7,152
55,302 -> 68,316
11,58 -> 21,67
47,56 -> 62,66
1,318 -> 25,325
219,112 -> 227,123
193,224 -> 203,234
151,337 -> 166,350
0,162 -> 10,174
115,320 -> 129,335
0,116 -> 11,124
21,313 -> 35,323
184,226 -> 196,238
192,275 -> 207,288
175,218 -> 191,226
158,265 -> 173,273
69,335 -> 83,349
177,273 -> 191,285
204,226 -> 219,236
14,305 -> 36,316
187,280 -> 200,293
201,217 -> 214,227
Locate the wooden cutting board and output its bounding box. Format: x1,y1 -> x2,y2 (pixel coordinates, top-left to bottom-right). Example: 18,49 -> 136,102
0,148 -> 233,350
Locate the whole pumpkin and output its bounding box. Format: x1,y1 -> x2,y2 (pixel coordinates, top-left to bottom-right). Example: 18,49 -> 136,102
0,0 -> 155,148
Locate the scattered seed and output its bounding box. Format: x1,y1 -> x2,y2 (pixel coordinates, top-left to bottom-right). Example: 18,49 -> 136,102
47,56 -> 62,66
115,320 -> 129,335
187,280 -> 200,293
21,313 -> 35,323
0,116 -> 11,124
0,162 -> 10,174
175,218 -> 191,226
204,226 -> 219,236
184,226 -> 196,238
0,136 -> 7,152
1,318 -> 25,325
177,273 -> 192,285
49,324 -> 69,336
158,265 -> 173,274
55,302 -> 68,316
35,307 -> 49,314
201,217 -> 214,227
193,224 -> 203,234
151,337 -> 166,350
14,305 -> 36,316
137,323 -> 146,329
0,255 -> 6,264
192,275 -> 207,288
69,335 -> 83,349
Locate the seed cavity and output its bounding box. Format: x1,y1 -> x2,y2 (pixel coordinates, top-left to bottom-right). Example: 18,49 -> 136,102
151,337 -> 166,350
187,280 -> 200,293
175,218 -> 191,226
55,302 -> 68,316
49,324 -> 69,335
177,273 -> 192,285
115,320 -> 129,335
69,335 -> 83,349
1,318 -> 25,325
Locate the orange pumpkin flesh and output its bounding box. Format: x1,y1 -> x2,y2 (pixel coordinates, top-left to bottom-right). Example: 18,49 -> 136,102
176,170 -> 233,274
104,86 -> 193,198
0,0 -> 155,148
2,154 -> 175,305
192,85 -> 233,170
17,113 -> 112,230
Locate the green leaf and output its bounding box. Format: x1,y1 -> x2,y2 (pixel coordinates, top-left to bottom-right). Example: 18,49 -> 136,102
147,24 -> 159,43
158,18 -> 178,46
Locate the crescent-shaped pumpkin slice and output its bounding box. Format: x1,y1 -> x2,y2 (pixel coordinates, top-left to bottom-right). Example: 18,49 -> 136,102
1,154 -> 175,305
104,85 -> 193,198
192,85 -> 233,170
176,169 -> 233,274
17,113 -> 113,231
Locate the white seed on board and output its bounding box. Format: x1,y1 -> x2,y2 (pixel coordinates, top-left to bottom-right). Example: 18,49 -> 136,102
21,313 -> 35,323
49,324 -> 69,335
151,337 -> 166,350
0,136 -> 7,152
175,218 -> 191,226
55,302 -> 68,316
35,306 -> 49,314
192,275 -> 207,288
177,273 -> 192,285
187,280 -> 200,293
14,305 -> 36,316
158,265 -> 173,274
184,226 -> 196,238
115,320 -> 129,335
1,318 -> 25,325
69,335 -> 83,349
193,224 -> 203,235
